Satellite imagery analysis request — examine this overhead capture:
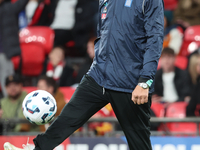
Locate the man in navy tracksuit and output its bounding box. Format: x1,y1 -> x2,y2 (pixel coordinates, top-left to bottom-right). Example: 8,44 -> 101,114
4,0 -> 164,150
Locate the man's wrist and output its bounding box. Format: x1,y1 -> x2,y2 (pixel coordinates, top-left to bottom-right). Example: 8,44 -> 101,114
138,77 -> 153,88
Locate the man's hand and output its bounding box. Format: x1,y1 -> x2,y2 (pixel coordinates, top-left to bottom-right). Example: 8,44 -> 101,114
132,85 -> 149,105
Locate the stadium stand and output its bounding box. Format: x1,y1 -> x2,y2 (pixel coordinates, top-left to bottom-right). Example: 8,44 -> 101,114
166,102 -> 199,135
20,43 -> 45,76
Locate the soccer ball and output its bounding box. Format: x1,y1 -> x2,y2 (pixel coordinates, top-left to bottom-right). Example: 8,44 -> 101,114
22,90 -> 57,125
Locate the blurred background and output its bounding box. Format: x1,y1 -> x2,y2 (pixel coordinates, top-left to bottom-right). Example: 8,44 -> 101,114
1,0 -> 200,149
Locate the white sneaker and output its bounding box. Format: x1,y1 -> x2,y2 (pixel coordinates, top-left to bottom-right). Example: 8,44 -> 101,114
4,142 -> 33,150
4,142 -> 24,150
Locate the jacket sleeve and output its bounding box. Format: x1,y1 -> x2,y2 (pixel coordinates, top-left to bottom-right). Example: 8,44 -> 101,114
139,0 -> 164,83
6,0 -> 29,14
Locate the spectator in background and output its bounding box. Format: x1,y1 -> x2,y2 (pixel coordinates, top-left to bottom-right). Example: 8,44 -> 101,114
46,46 -> 65,82
30,0 -> 98,55
0,74 -> 28,132
29,0 -> 56,26
186,54 -> 200,116
0,0 -> 29,96
153,47 -> 190,104
30,0 -> 81,46
75,37 -> 96,83
46,46 -> 75,86
37,76 -> 66,117
174,0 -> 200,29
163,15 -> 183,55
72,0 -> 98,54
26,0 -> 38,23
50,0 -> 77,47
188,52 -> 200,89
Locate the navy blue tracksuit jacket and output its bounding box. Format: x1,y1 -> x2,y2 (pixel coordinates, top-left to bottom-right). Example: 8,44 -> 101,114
88,0 -> 164,93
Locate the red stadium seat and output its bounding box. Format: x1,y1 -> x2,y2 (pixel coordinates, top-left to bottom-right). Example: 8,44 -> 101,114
59,87 -> 76,102
174,56 -> 188,70
166,102 -> 198,135
151,102 -> 165,117
21,43 -> 45,76
166,102 -> 187,118
157,56 -> 188,70
12,27 -> 54,75
19,26 -> 54,54
151,102 -> 166,132
163,0 -> 178,10
12,44 -> 45,76
179,25 -> 200,57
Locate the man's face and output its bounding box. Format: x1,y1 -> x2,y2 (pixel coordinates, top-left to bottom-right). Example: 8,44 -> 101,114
6,83 -> 23,100
161,54 -> 176,72
48,48 -> 64,66
37,80 -> 54,95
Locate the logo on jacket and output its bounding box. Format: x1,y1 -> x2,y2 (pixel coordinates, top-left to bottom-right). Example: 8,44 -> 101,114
124,0 -> 133,7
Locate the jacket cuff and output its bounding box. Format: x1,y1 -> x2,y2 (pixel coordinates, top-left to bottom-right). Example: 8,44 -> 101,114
138,77 -> 150,83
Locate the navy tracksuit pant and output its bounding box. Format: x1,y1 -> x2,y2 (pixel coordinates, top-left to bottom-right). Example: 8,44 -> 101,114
34,75 -> 152,150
